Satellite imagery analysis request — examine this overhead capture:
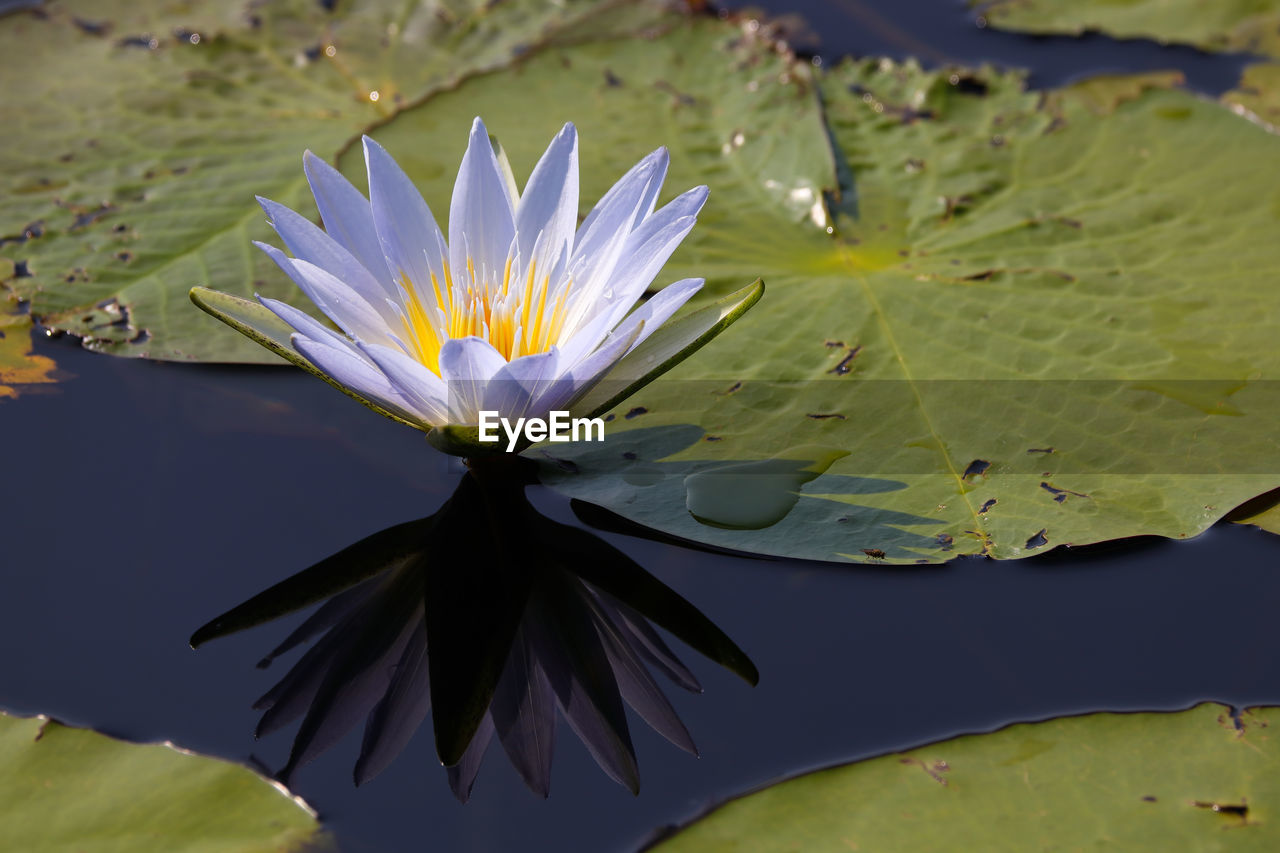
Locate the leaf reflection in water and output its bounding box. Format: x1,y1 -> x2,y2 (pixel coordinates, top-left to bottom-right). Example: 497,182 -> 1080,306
190,456 -> 757,801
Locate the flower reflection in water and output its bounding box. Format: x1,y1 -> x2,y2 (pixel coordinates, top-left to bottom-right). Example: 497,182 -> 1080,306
191,457 -> 756,800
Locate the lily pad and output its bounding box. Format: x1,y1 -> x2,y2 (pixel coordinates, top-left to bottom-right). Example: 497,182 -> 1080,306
972,0 -> 1280,57
0,0 -> 674,361
651,703 -> 1279,852
0,711 -> 322,852
536,60 -> 1280,562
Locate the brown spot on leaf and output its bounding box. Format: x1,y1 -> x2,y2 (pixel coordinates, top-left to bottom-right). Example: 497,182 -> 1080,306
1191,800 -> 1249,822
900,756 -> 950,785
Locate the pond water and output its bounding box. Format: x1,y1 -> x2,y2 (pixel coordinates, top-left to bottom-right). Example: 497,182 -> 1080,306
3,1 -> 1276,851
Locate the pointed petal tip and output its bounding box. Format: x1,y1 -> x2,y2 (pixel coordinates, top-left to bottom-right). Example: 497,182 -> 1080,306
302,149 -> 335,176
646,147 -> 671,173
251,240 -> 283,261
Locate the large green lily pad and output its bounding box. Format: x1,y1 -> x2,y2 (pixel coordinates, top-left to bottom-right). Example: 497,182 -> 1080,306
0,0 -> 674,360
0,712 -> 322,852
534,61 -> 1280,562
652,703 -> 1279,852
972,0 -> 1280,57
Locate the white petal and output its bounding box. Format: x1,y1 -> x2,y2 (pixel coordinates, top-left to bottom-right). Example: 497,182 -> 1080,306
291,333 -> 427,425
565,211 -> 700,341
562,185 -> 707,339
554,303 -> 622,369
608,278 -> 703,355
258,295 -> 366,359
566,158 -> 657,307
449,118 -> 516,287
257,196 -> 400,325
628,185 -> 709,250
516,123 -> 578,281
481,348 -> 561,422
302,151 -> 388,282
357,342 -> 451,425
363,136 -> 448,303
578,147 -> 668,240
548,321 -> 646,413
439,335 -> 508,423
256,244 -> 397,348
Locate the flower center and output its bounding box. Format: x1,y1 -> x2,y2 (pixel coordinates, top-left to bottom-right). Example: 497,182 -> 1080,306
399,256 -> 572,375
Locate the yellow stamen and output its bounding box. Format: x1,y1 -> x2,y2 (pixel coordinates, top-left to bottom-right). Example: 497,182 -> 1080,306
398,253 -> 575,374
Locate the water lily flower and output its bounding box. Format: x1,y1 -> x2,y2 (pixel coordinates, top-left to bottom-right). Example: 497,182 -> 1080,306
191,118 -> 762,455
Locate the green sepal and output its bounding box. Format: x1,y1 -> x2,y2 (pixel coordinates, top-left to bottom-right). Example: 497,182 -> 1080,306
188,287 -> 425,432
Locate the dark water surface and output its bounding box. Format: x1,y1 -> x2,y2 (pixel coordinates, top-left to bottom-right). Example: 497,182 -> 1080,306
3,2 -> 1275,851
